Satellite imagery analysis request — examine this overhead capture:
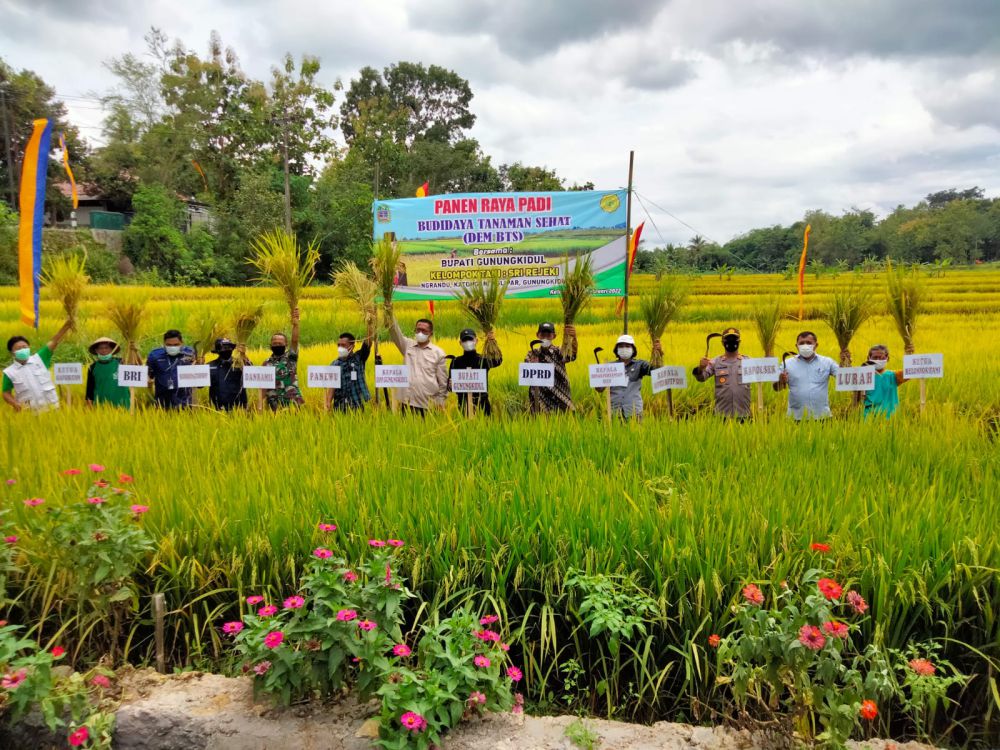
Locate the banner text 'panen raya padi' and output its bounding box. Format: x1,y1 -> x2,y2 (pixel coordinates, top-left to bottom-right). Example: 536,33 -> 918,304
372,190 -> 627,300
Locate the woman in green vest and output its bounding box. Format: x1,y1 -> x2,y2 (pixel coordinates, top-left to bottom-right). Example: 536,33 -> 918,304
85,337 -> 130,409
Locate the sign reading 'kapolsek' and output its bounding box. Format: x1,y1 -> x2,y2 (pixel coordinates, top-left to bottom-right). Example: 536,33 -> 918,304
53,363 -> 83,385
740,357 -> 781,384
451,368 -> 488,393
242,366 -> 276,390
518,363 -> 554,387
835,366 -> 876,392
375,365 -> 410,389
651,366 -> 687,394
902,353 -> 944,379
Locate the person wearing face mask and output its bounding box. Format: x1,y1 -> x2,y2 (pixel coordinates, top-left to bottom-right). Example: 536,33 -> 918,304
525,321 -> 577,414
387,308 -> 449,415
208,338 -> 250,411
326,332 -> 372,412
263,307 -> 305,410
693,327 -> 752,419
774,331 -> 839,420
449,328 -> 502,416
2,319 -> 73,413
862,344 -> 907,419
597,334 -> 661,420
147,329 -> 196,409
85,337 -> 130,409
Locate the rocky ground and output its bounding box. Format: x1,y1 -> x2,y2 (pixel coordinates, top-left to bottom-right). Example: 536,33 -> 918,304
0,669 -> 936,750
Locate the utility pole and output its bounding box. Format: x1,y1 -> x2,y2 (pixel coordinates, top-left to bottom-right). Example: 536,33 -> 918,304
622,150 -> 635,333
0,86 -> 16,208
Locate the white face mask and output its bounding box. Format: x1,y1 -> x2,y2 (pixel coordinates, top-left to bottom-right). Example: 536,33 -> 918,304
414,332 -> 430,344
797,344 -> 815,358
165,345 -> 182,356
461,340 -> 477,352
617,346 -> 633,360
871,358 -> 887,371
539,339 -> 553,348
337,346 -> 350,359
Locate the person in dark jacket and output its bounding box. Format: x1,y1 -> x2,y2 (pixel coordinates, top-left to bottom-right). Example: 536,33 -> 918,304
85,336 -> 130,409
325,332 -> 371,412
146,329 -> 196,409
208,338 -> 249,411
449,328 -> 502,416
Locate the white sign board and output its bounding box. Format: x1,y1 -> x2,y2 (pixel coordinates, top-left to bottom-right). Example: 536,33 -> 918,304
740,357 -> 781,384
176,365 -> 210,388
53,363 -> 83,385
451,368 -> 488,393
589,362 -> 628,389
518,362 -> 554,387
835,366 -> 876,392
242,366 -> 276,390
375,365 -> 410,389
651,366 -> 688,394
307,366 -> 342,389
117,365 -> 148,388
903,353 -> 943,380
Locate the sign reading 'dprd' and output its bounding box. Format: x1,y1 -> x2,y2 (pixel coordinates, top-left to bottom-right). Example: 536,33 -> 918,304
307,366 -> 342,389
835,366 -> 876,392
740,357 -> 780,384
451,368 -> 488,393
903,353 -> 944,380
53,363 -> 83,385
518,362 -> 554,387
176,365 -> 210,388
375,365 -> 410,389
589,362 -> 628,389
117,365 -> 148,387
651,366 -> 688,394
242,366 -> 276,390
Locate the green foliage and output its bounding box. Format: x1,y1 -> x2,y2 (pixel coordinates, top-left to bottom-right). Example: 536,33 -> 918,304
821,282 -> 875,366
564,718 -> 600,750
640,275 -> 689,365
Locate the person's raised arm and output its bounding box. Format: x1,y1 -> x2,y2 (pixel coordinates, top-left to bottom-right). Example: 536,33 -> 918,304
693,358 -> 714,383
358,339 -> 372,364
387,305 -> 410,355
290,307 -> 300,352
47,319 -> 73,352
895,369 -> 907,386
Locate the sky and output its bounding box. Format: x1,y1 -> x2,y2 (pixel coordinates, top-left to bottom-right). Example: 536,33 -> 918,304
2,0 -> 999,245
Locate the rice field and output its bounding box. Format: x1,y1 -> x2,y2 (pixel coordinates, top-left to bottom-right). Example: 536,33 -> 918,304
1,268 -> 999,743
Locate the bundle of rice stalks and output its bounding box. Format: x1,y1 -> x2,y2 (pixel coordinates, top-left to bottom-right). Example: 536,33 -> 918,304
454,274 -> 508,360
640,275 -> 689,367
369,237 -> 403,314
231,303 -> 264,368
332,262 -> 378,337
822,282 -> 875,366
189,316 -> 228,364
248,229 -> 319,314
42,252 -> 89,326
750,296 -> 787,358
560,253 -> 595,338
106,300 -> 146,365
885,260 -> 923,354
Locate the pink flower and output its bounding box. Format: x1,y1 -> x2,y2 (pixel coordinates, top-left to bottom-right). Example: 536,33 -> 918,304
822,621 -> 849,639
368,539 -> 386,547
62,469 -> 81,476
86,497 -> 105,505
130,504 -> 149,515
88,464 -> 105,473
909,658 -> 936,676
94,480 -> 109,489
468,690 -> 487,706
68,726 -> 89,747
283,595 -> 305,610
90,675 -> 111,689
400,711 -> 427,732
385,564 -> 392,585
343,571 -> 358,583
51,646 -> 65,658
512,693 -> 524,715
479,615 -> 500,625
474,655 -> 491,668
392,644 -> 412,657
742,584 -> 764,606
798,625 -> 826,650
313,547 -> 332,559
357,619 -> 377,632
499,642 -> 510,652
475,629 -> 501,643
222,621 -> 244,636
4,536 -> 17,544
4,479 -> 15,485
336,609 -> 358,622
507,666 -> 523,682
846,590 -> 869,615
387,539 -> 405,547
23,497 -> 44,507
257,605 -> 278,617
246,595 -> 264,606
119,473 -> 134,483
317,523 -> 337,532
263,631 -> 284,649
253,661 -> 271,675
1,669 -> 27,689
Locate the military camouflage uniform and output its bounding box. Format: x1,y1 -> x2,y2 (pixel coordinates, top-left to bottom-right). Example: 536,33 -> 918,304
263,350 -> 304,409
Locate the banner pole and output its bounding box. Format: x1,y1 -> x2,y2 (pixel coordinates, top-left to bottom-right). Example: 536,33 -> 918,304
623,150 -> 635,334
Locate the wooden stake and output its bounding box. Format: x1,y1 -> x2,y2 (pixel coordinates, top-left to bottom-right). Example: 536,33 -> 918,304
666,389 -> 674,418
605,388 -> 612,422
153,593 -> 166,674
755,382 -> 764,413
466,394 -> 473,419
919,379 -> 927,414
622,150 -> 635,334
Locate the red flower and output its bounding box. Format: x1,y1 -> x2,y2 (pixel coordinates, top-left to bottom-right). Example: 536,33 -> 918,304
708,634 -> 721,648
846,590 -> 868,614
68,726 -> 89,747
94,479 -> 110,489
119,473 -> 134,483
51,646 -> 66,658
798,625 -> 826,650
810,542 -> 831,553
859,699 -> 878,720
741,584 -> 764,606
908,658 -> 936,676
821,621 -> 849,639
817,578 -> 843,600
91,674 -> 111,689
62,469 -> 82,476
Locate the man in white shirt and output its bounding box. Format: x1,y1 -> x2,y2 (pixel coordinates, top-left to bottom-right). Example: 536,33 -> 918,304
387,309 -> 449,416
774,331 -> 839,420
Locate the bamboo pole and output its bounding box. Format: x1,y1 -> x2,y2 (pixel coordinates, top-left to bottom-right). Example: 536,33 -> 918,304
622,150 -> 635,334
153,593 -> 166,674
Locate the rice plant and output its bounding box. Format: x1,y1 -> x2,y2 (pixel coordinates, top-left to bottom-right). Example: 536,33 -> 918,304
188,315 -> 228,364
231,303 -> 264,368
41,252 -> 89,325
749,296 -> 786,358
453,275 -> 508,361
331,262 -> 378,338
370,237 -> 403,314
105,300 -> 147,365
640,275 -> 689,367
248,229 -> 320,315
885,260 -> 924,354
822,282 -> 875,366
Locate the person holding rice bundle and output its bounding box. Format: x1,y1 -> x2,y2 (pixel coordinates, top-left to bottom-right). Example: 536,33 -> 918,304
693,327 -> 751,419
862,344 -> 907,419
525,321 -> 577,414
326,332 -> 372,413
85,337 -> 130,409
209,338 -> 250,411
387,310 -> 449,416
774,331 -> 839,420
263,307 -> 305,410
450,328 -> 502,416
2,319 -> 73,413
597,334 -> 661,420
147,329 -> 196,409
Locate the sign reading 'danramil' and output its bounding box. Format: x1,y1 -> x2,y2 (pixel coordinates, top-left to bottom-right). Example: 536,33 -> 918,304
53,363 -> 83,385
176,365 -> 210,388
903,353 -> 944,380
835,366 -> 876,392
518,363 -> 554,387
588,362 -> 628,389
375,365 -> 410,388
307,366 -> 341,389
739,357 -> 780,384
651,366 -> 687,394
242,366 -> 276,389
451,368 -> 488,393
117,365 -> 148,387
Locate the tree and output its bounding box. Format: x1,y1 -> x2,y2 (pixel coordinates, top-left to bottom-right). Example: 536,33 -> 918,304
498,163 -> 564,192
